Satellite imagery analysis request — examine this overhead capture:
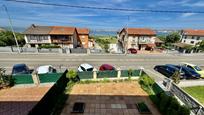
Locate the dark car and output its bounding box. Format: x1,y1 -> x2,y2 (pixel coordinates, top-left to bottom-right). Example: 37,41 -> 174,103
12,64 -> 30,75
154,65 -> 180,78
128,48 -> 137,54
169,64 -> 201,79
99,64 -> 115,71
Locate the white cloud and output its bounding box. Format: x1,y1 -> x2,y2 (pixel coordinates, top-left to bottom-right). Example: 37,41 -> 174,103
181,13 -> 196,17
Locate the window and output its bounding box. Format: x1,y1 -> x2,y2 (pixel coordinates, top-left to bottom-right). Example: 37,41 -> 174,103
183,40 -> 186,43
184,36 -> 187,39
187,65 -> 194,70
197,36 -> 200,40
192,36 -> 195,39
190,41 -> 194,44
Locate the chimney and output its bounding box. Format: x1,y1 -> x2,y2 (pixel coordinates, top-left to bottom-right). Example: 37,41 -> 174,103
31,24 -> 36,28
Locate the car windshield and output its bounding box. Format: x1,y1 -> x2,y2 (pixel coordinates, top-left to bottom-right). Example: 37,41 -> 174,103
80,66 -> 86,71
194,66 -> 202,71
13,66 -> 27,74
87,67 -> 93,71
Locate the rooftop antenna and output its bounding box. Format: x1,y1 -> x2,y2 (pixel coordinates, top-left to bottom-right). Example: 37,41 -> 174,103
2,5 -> 20,53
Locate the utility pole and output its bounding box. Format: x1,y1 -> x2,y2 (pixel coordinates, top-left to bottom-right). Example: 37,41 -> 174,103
2,5 -> 20,53
125,16 -> 129,55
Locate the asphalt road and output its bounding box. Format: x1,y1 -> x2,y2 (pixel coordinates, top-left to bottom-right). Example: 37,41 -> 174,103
0,53 -> 204,74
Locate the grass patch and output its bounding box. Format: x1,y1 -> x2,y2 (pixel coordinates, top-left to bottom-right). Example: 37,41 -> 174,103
183,86 -> 204,105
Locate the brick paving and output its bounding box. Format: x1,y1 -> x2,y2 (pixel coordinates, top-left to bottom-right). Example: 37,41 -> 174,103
0,86 -> 50,115
61,81 -> 161,115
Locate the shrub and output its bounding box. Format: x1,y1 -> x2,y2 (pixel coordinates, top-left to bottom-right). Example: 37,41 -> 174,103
172,70 -> 180,84
139,73 -> 190,115
66,70 -> 77,81
178,105 -> 190,115
139,74 -> 154,88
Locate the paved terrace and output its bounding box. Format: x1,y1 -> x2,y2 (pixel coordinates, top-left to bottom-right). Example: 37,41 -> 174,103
0,86 -> 50,115
61,81 -> 161,115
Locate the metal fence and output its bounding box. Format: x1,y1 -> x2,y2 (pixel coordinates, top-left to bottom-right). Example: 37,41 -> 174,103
170,83 -> 204,115
70,48 -> 87,53
77,71 -> 93,80
97,70 -> 118,78
121,70 -> 140,77
12,74 -> 34,84
38,73 -> 63,83
12,73 -> 63,85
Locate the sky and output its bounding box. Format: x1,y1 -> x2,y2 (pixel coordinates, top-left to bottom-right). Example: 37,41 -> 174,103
1,0 -> 204,31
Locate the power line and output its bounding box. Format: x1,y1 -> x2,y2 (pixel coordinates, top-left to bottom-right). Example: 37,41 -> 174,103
5,0 -> 204,14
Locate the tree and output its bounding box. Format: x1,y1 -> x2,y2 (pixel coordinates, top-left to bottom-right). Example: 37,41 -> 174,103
0,31 -> 25,46
198,40 -> 204,51
157,35 -> 166,42
165,32 -> 180,44
172,70 -> 180,84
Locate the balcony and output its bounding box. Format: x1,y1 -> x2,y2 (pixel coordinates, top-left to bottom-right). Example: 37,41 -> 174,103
138,39 -> 153,44
51,39 -> 72,44
28,40 -> 50,44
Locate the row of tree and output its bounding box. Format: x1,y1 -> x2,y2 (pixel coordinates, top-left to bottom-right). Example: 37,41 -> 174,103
0,31 -> 25,46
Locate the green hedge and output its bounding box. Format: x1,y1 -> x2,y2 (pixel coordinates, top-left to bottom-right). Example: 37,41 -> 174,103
139,73 -> 190,115
12,74 -> 34,84
38,73 -> 63,83
97,70 -> 117,78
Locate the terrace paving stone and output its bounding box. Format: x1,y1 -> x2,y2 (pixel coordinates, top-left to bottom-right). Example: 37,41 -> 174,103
61,81 -> 161,115
0,86 -> 50,115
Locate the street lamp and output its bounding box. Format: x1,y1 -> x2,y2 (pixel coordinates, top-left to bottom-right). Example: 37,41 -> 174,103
2,5 -> 20,53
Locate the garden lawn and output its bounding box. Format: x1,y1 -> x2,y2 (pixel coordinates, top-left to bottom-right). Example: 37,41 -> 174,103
183,86 -> 204,105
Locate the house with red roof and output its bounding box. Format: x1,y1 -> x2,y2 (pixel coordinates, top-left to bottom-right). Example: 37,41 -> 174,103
23,24 -> 90,48
180,29 -> 204,46
118,28 -> 157,52
76,28 -> 89,48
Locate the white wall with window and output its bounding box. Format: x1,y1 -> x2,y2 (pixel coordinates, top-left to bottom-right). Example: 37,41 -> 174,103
181,35 -> 204,46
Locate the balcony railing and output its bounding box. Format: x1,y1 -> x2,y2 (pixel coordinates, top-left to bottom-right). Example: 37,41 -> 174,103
51,39 -> 72,44
28,40 -> 50,43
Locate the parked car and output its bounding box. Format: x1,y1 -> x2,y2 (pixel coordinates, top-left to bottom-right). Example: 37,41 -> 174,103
99,64 -> 115,71
182,63 -> 204,78
154,65 -> 181,78
78,63 -> 94,72
169,64 -> 201,79
127,48 -> 137,54
12,64 -> 31,75
36,65 -> 56,74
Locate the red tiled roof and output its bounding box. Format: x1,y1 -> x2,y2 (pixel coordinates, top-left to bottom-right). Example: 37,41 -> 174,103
49,26 -> 75,35
77,28 -> 89,34
183,29 -> 204,36
121,28 -> 156,35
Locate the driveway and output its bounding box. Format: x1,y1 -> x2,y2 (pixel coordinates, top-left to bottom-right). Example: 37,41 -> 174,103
61,81 -> 160,115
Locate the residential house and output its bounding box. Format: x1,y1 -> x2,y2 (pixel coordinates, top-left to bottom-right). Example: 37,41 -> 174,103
180,29 -> 204,46
174,29 -> 204,53
23,24 -> 84,48
77,28 -> 89,48
118,28 -> 156,52
49,26 -> 81,48
88,39 -> 95,48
